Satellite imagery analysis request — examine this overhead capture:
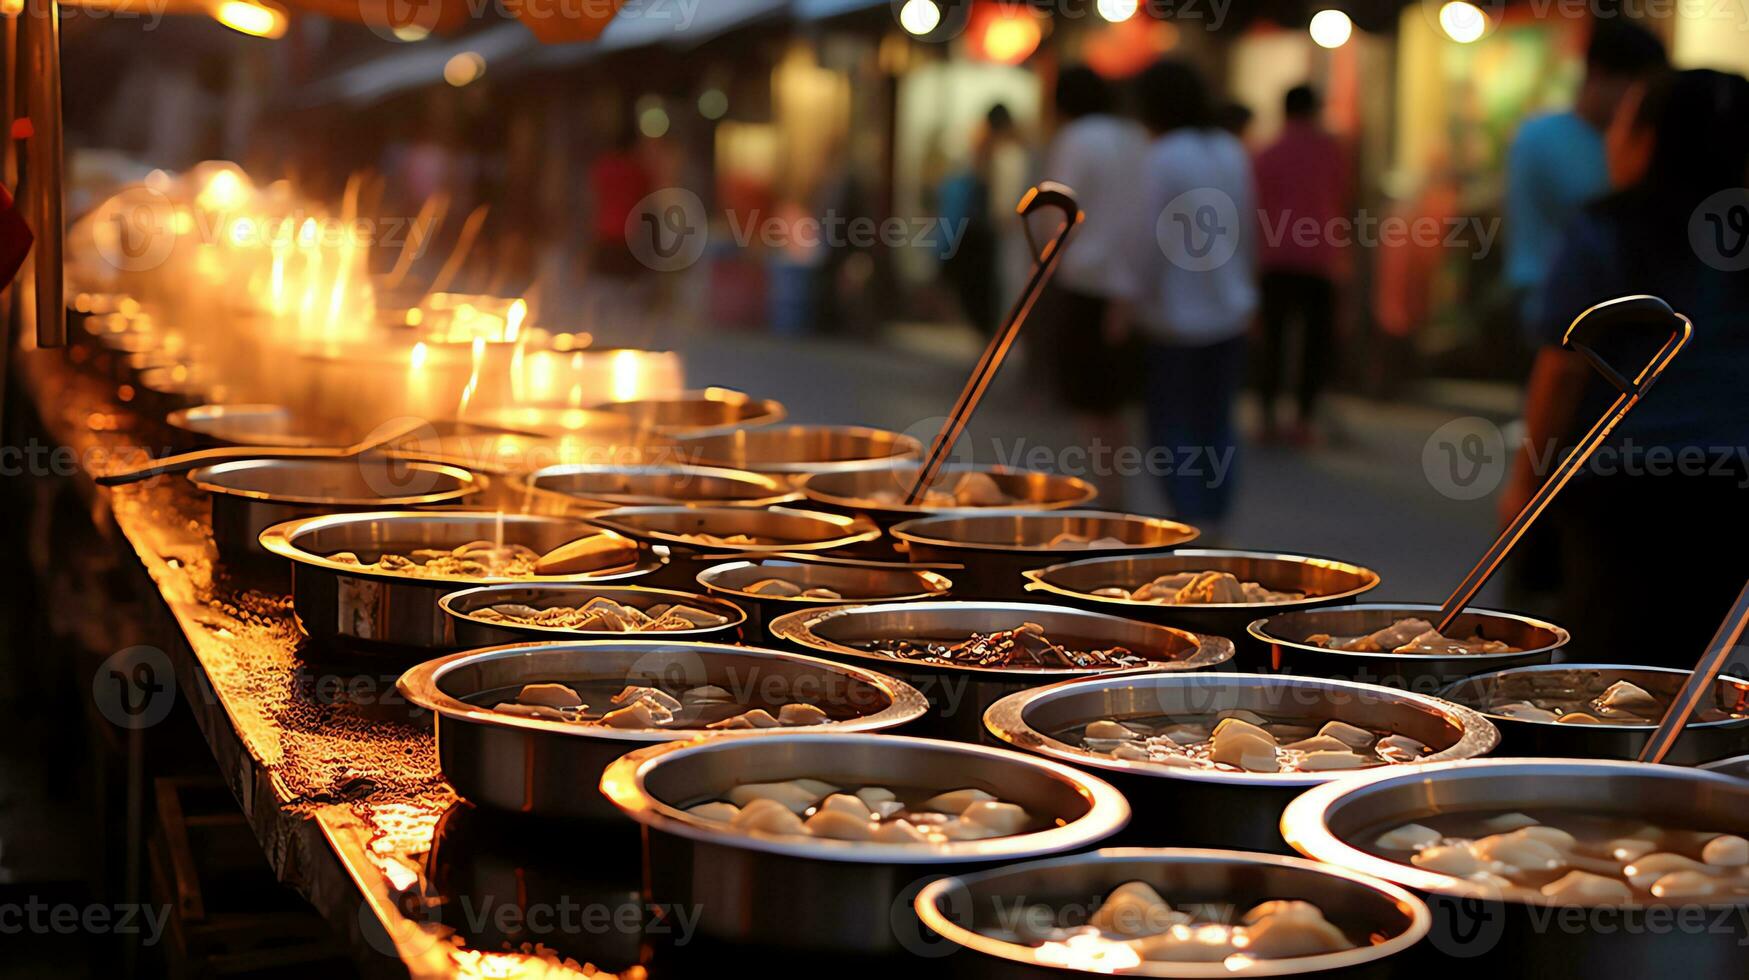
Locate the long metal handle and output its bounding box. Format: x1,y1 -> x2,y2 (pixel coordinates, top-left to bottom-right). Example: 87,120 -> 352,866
1638,580 -> 1749,764
1435,295 -> 1692,633
24,0 -> 63,348
903,182 -> 1082,505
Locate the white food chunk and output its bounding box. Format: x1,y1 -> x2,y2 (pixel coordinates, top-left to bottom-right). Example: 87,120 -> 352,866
819,794 -> 872,819
1495,702 -> 1560,722
747,578 -> 802,597
1085,720 -> 1141,740
731,798 -> 805,834
1316,720 -> 1375,748
1374,823 -> 1442,851
706,708 -> 782,730
793,778 -> 840,797
600,698 -> 673,728
681,685 -> 734,706
1128,923 -> 1238,962
1541,870 -> 1633,905
687,802 -> 740,822
855,787 -> 896,808
1241,900 -> 1324,925
960,801 -> 1029,836
870,819 -> 928,843
1702,834 -> 1749,867
1473,829 -> 1568,872
1217,709 -> 1270,726
1374,734 -> 1428,762
777,703 -> 829,726
1090,882 -> 1189,938
1516,825 -> 1577,850
1625,853 -> 1709,890
1607,837 -> 1659,862
1297,751 -> 1370,771
611,685 -> 681,712
1209,724 -> 1280,772
1283,734 -> 1353,753
1240,907 -> 1353,958
1597,680 -> 1659,711
516,683 -> 583,709
1111,742 -> 1154,761
1413,843 -> 1499,877
921,788 -> 995,813
1480,812 -> 1540,832
1652,870 -> 1720,900
804,808 -> 875,840
726,780 -> 826,814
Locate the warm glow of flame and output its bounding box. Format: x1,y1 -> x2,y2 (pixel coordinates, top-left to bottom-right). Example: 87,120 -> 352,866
455,336 -> 487,417
197,168 -> 247,211
212,0 -> 286,39
610,349 -> 644,402
410,341 -> 429,372
505,299 -> 527,342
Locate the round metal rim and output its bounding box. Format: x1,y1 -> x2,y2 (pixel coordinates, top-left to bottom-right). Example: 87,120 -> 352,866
695,559 -> 954,606
911,846 -> 1433,978
796,464 -> 1099,518
675,423 -> 924,473
188,458 -> 487,508
257,510 -> 661,584
1021,548 -> 1382,612
584,504 -> 883,553
1279,757 -> 1749,907
587,387 -> 788,436
396,640 -> 931,742
1246,602 -> 1572,662
768,600 -> 1237,678
438,583 -> 748,639
1438,662 -> 1749,732
598,731 -> 1131,864
165,402 -> 328,448
890,510 -> 1201,554
508,462 -> 801,510
982,671 -> 1500,787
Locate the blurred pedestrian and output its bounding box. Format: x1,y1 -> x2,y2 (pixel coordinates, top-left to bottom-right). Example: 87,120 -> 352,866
1504,68 -> 1749,663
588,117 -> 653,280
1036,66 -> 1148,503
1503,21 -> 1665,339
938,106 -> 1013,334
1114,60 -> 1258,533
1252,84 -> 1348,445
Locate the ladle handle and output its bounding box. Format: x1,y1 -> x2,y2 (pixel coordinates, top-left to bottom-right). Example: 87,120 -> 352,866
1638,578 -> 1749,765
1434,295 -> 1692,633
95,445 -> 356,486
904,182 -> 1083,506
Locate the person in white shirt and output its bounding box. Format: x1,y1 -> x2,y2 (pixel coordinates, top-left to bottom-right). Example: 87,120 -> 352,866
1035,66 -> 1149,502
1112,59 -> 1258,531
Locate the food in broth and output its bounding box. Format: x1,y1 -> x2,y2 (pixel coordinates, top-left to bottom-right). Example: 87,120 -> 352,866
1093,571 -> 1304,604
686,782 -> 1044,844
1062,709 -> 1432,773
468,596 -> 729,632
1463,670 -> 1749,726
486,682 -> 830,731
745,578 -> 843,600
1306,618 -> 1521,655
853,622 -> 1150,670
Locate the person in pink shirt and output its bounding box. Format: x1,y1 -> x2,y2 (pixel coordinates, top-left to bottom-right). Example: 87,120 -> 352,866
1252,85 -> 1349,445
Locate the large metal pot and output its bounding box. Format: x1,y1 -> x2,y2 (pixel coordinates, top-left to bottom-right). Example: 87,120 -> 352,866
797,464 -> 1098,530
1249,603 -> 1568,695
1281,759 -> 1749,978
891,511 -> 1200,600
1022,550 -> 1380,671
598,732 -> 1130,960
398,641 -> 928,820
769,601 -> 1234,743
697,558 -> 953,638
984,671 -> 1497,852
508,462 -> 799,515
582,504 -> 884,589
260,511 -> 662,651
439,583 -> 747,645
589,387 -> 786,437
913,848 -> 1430,979
165,403 -> 327,449
1439,663 -> 1749,765
190,457 -> 485,561
673,424 -> 922,482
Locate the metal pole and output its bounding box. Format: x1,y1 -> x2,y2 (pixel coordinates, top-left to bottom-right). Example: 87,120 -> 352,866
24,0 -> 62,348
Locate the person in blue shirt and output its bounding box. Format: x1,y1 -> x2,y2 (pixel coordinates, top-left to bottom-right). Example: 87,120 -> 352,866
1504,22 -> 1665,335
1502,68 -> 1749,664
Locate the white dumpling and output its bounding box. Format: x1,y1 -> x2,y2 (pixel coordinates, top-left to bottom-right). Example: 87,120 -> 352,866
731,798 -> 805,835
1316,721 -> 1375,748
1515,825 -> 1577,850
681,685 -> 734,706
960,801 -> 1029,836
1111,742 -> 1154,761
1495,702 -> 1559,722
600,698 -> 673,729
804,808 -> 875,840
1128,923 -> 1238,962
820,794 -> 872,819
1540,870 -> 1633,904
1651,870 -> 1720,900
793,778 -> 840,797
1375,823 -> 1442,851
687,801 -> 740,822
516,683 -> 583,708
1374,734 -> 1428,762
1211,717 -> 1273,742
706,708 -> 782,730
921,788 -> 995,813
1607,837 -> 1659,862
937,819 -> 1002,841
871,800 -> 906,818
1412,843 -> 1500,877
855,786 -> 896,807
1240,900 -> 1324,925
870,819 -> 928,843
1086,720 -> 1141,740
1284,735 -> 1353,754
1090,882 -> 1190,938
1209,726 -> 1280,772
1240,908 -> 1353,958
1297,751 -> 1370,771
1702,834 -> 1749,867
1480,812 -> 1540,832
1472,829 -> 1568,872
726,780 -> 827,813
1597,680 -> 1659,711
611,685 -> 681,712
777,703 -> 829,726
1624,853 -> 1708,890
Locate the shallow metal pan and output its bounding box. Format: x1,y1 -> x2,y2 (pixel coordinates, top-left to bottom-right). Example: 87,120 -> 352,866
673,424 -> 922,481
696,558 -> 953,637
507,462 -> 799,514
891,511 -> 1199,599
439,583 -> 746,645
797,464 -> 1098,529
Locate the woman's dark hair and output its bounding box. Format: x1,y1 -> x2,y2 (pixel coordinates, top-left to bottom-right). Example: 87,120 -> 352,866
1056,66 -> 1113,119
1629,68 -> 1749,204
1135,59 -> 1212,134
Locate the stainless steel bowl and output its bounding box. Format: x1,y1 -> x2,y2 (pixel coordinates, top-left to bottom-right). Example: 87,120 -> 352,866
260,511 -> 663,651
1281,759 -> 1749,977
913,848 -> 1430,979
583,504 -> 884,590
674,424 -> 922,481
399,641 -> 929,820
1701,754 -> 1749,778
769,600 -> 1235,743
439,583 -> 747,645
1249,603 -> 1569,695
166,403 -> 328,449
507,462 -> 800,514
891,511 -> 1200,600
696,558 -> 953,638
1439,663 -> 1749,765
985,672 -> 1497,852
590,388 -> 787,437
189,457 -> 485,560
1022,550 -> 1381,671
598,732 -> 1130,956
797,464 -> 1098,529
